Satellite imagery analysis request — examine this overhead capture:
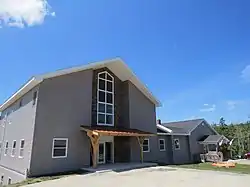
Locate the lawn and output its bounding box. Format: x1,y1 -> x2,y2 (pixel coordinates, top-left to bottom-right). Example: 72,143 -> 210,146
172,162 -> 250,174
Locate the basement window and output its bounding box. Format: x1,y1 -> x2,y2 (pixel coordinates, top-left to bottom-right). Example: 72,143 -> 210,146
52,138 -> 68,158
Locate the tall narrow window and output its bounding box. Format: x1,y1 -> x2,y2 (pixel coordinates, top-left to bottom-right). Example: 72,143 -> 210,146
4,141 -> 8,155
8,177 -> 11,185
159,139 -> 166,151
97,71 -> 114,126
174,139 -> 180,150
19,140 -> 25,158
11,140 -> 16,157
0,175 -> 3,185
143,139 -> 150,152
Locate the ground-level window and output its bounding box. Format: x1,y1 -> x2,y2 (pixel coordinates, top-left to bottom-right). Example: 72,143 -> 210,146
52,138 -> 68,158
19,140 -> 25,158
158,139 -> 165,151
4,141 -> 8,155
11,140 -> 16,157
174,139 -> 180,150
8,177 -> 11,185
1,175 -> 4,185
143,139 -> 150,152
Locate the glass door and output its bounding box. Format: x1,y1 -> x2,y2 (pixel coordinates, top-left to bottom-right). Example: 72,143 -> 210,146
98,143 -> 105,164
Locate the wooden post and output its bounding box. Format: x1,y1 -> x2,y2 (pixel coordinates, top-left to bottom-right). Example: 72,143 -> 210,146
137,136 -> 145,163
87,131 -> 100,168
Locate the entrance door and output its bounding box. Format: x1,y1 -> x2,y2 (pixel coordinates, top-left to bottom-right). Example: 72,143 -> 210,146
105,142 -> 112,163
98,143 -> 105,164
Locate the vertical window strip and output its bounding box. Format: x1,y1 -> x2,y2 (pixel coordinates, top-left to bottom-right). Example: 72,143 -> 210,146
97,71 -> 114,126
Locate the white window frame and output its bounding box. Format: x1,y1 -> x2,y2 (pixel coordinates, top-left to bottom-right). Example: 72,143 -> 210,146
143,138 -> 150,152
174,138 -> 180,150
52,138 -> 68,159
4,141 -> 8,156
158,139 -> 166,151
97,71 -> 114,126
19,139 -> 25,158
11,140 -> 16,157
8,177 -> 11,185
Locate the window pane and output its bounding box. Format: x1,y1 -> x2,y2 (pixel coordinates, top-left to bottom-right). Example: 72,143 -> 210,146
143,140 -> 148,146
106,93 -> 113,104
53,149 -> 66,157
13,141 -> 16,148
107,81 -> 113,92
99,91 -> 105,102
20,149 -> 24,157
98,114 -> 105,124
143,145 -> 149,152
106,104 -> 113,114
99,73 -> 105,79
106,115 -> 113,125
107,74 -> 113,81
99,79 -> 105,90
98,103 -> 105,113
21,140 -> 25,148
54,140 -> 66,148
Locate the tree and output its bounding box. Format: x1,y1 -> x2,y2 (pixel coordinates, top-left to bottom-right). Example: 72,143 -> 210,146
219,117 -> 226,126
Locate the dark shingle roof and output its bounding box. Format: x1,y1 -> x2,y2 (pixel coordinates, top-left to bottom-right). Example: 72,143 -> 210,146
201,135 -> 223,143
162,119 -> 204,134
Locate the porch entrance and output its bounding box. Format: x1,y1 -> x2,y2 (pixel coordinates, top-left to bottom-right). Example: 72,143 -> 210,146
81,125 -> 154,168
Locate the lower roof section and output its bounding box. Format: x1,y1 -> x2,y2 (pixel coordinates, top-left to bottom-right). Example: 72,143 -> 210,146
81,125 -> 154,137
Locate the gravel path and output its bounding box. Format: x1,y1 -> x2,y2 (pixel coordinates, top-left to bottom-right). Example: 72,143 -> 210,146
25,166 -> 250,187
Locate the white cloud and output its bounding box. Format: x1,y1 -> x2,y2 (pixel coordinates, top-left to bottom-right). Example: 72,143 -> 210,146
0,0 -> 55,28
227,101 -> 238,110
241,65 -> 250,82
200,104 -> 216,112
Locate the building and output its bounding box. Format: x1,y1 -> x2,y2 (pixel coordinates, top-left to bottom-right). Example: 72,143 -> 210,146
0,58 -> 227,185
156,118 -> 228,164
0,58 -> 162,185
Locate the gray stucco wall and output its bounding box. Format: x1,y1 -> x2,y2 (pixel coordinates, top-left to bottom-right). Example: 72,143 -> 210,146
127,82 -> 157,162
189,122 -> 217,162
0,87 -> 38,184
130,135 -> 172,164
128,82 -> 156,133
29,70 -> 93,176
172,135 -> 191,164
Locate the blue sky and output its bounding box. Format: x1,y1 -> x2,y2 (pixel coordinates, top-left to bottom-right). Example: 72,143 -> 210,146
1,0 -> 250,124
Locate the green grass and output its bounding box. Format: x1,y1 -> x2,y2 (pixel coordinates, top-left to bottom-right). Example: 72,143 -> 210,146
171,162 -> 250,174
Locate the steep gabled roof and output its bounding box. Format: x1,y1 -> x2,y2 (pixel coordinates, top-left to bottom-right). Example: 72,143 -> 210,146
162,119 -> 204,134
0,58 -> 161,111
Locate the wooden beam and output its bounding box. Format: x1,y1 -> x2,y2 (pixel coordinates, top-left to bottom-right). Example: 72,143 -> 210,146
137,136 -> 145,163
87,131 -> 100,168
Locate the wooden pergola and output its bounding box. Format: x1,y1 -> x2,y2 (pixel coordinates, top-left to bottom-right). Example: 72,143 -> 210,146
81,126 -> 154,168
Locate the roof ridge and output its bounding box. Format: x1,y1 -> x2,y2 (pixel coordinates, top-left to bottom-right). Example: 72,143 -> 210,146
162,118 -> 204,124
